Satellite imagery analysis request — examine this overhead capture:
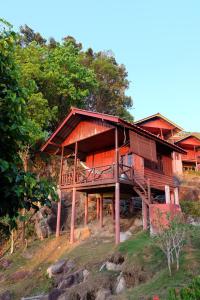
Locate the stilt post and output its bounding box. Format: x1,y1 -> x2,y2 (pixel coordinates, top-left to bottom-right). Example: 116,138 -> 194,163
100,193 -> 103,228
115,127 -> 120,244
85,193 -> 88,225
56,145 -> 64,237
142,200 -> 148,230
70,141 -> 78,244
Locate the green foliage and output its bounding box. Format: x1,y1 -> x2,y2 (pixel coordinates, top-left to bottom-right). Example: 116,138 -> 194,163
82,50 -> 133,121
168,276 -> 200,300
180,201 -> 200,218
0,20 -> 58,231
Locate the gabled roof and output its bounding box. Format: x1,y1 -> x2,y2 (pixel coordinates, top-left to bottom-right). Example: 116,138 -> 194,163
135,113 -> 183,131
175,134 -> 200,145
41,107 -> 186,154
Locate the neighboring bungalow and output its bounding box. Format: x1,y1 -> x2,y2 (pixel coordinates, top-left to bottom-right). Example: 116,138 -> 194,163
134,113 -> 183,141
175,135 -> 200,172
41,108 -> 185,244
135,113 -> 184,174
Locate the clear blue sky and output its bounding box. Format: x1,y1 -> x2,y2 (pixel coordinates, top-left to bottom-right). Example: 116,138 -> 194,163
2,0 -> 200,131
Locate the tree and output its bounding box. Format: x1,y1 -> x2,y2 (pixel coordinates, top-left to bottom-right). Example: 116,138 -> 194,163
15,36 -> 98,126
0,20 -> 57,232
81,50 -> 133,121
153,212 -> 188,276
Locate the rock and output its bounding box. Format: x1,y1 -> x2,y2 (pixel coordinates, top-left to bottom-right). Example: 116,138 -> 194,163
109,253 -> 124,265
0,291 -> 11,300
74,227 -> 91,241
83,269 -> 89,282
95,288 -> 111,300
106,262 -> 122,272
10,270 -> 30,281
133,218 -> 143,227
120,231 -> 132,242
47,260 -> 67,278
48,288 -> 64,300
99,263 -> 106,272
115,273 -> 126,294
0,259 -> 12,269
58,270 -> 84,289
62,260 -> 75,274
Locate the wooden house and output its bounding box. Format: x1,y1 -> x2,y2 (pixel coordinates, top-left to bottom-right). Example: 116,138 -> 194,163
41,108 -> 185,244
175,135 -> 200,171
134,113 -> 183,141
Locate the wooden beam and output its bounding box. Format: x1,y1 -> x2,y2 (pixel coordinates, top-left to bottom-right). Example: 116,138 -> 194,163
142,200 -> 148,230
96,197 -> 100,220
70,187 -> 76,244
56,145 -> 64,238
70,141 -> 78,244
115,127 -> 120,244
100,193 -> 103,228
84,193 -> 89,225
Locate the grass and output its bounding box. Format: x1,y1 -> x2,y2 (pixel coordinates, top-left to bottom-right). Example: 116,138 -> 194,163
0,228 -> 200,300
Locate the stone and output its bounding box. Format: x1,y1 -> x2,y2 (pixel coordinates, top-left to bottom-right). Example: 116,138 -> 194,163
58,270 -> 84,289
109,253 -> 124,265
0,291 -> 11,300
115,273 -> 126,294
95,288 -> 111,300
47,260 -> 67,278
106,262 -> 122,272
48,288 -> 64,300
120,231 -> 132,242
62,260 -> 75,274
83,269 -> 89,282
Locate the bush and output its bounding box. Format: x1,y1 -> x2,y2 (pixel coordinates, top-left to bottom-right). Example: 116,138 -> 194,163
180,201 -> 200,218
168,276 -> 200,299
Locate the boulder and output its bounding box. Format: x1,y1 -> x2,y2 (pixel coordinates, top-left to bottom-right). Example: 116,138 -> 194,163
120,231 -> 132,242
115,273 -> 126,294
58,270 -> 84,289
95,288 -> 111,300
83,269 -> 89,282
106,262 -> 122,272
47,260 -> 67,278
0,291 -> 11,300
48,288 -> 64,300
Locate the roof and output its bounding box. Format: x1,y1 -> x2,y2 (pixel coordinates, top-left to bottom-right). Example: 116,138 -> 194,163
175,134 -> 200,145
41,107 -> 186,154
134,113 -> 183,131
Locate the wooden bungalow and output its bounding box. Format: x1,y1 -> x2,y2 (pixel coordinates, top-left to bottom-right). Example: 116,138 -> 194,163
175,135 -> 200,172
41,108 -> 185,244
135,113 -> 183,141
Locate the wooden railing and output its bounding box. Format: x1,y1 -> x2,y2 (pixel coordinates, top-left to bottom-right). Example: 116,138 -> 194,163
61,163 -> 133,186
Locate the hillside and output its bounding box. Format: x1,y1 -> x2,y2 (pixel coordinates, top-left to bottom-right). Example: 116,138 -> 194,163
0,223 -> 200,300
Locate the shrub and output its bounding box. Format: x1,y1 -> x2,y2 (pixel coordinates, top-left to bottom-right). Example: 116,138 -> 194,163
167,275 -> 200,299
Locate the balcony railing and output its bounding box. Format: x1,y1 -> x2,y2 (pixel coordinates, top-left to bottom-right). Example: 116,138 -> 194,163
61,163 -> 133,186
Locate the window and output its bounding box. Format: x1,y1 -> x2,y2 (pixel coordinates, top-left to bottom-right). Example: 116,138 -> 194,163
144,154 -> 163,173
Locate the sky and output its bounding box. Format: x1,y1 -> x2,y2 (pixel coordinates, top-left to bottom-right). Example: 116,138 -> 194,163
1,0 -> 200,131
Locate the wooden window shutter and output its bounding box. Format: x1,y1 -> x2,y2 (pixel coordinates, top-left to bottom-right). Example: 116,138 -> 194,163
129,131 -> 157,162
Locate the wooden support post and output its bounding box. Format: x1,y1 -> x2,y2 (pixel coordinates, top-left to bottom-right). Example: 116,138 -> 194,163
112,196 -> 115,221
96,197 -> 100,220
165,185 -> 170,204
70,141 -> 78,244
142,200 -> 148,230
174,187 -> 179,205
56,189 -> 62,238
115,182 -> 120,244
115,126 -> 120,244
56,145 -> 64,238
70,187 -> 76,244
170,191 -> 175,204
100,193 -> 103,228
84,193 -> 88,225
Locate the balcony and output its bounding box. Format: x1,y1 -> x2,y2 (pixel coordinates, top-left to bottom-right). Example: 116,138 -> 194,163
61,163 -> 133,188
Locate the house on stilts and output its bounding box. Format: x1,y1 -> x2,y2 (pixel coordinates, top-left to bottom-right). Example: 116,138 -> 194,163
41,108 -> 186,244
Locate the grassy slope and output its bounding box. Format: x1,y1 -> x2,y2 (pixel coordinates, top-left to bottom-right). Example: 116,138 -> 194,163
0,230 -> 200,300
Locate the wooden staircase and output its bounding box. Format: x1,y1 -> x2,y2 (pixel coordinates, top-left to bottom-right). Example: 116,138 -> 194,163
132,176 -> 152,206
